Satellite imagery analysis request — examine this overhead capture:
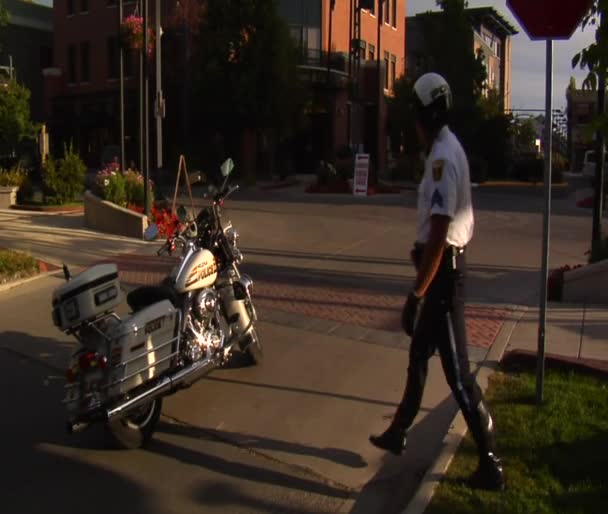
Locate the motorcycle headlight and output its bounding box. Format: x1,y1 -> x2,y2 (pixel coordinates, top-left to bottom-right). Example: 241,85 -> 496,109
225,227 -> 239,247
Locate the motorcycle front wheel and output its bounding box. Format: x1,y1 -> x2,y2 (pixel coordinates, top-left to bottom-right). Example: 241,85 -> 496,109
243,327 -> 263,365
105,398 -> 163,449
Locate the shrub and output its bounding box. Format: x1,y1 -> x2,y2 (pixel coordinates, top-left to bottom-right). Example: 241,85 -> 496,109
469,155 -> 488,184
0,164 -> 27,187
0,249 -> 38,279
43,143 -> 86,204
513,157 -> 543,183
94,162 -> 152,208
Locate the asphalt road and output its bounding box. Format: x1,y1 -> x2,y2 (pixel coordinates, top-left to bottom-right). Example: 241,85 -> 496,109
0,183 -> 594,514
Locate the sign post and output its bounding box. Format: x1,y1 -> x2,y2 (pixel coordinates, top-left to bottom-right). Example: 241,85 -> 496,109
353,153 -> 370,196
507,0 -> 593,405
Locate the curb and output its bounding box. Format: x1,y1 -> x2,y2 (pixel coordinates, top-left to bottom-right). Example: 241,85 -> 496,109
0,268 -> 63,293
400,305 -> 528,514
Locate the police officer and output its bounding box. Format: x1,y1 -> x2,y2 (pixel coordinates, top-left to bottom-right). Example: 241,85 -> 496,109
369,72 -> 504,491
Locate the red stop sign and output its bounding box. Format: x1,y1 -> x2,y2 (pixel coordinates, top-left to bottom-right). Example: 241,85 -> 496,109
507,0 -> 594,40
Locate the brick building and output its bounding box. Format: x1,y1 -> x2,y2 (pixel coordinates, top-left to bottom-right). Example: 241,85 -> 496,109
280,0 -> 406,174
44,0 -> 406,174
0,0 -> 53,122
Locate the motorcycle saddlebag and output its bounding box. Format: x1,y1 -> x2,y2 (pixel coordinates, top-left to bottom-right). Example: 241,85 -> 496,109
106,300 -> 179,397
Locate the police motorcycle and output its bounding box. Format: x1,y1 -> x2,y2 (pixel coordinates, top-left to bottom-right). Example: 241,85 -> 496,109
52,158 -> 262,448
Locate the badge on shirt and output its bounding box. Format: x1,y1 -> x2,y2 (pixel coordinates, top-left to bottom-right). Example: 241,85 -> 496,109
432,160 -> 444,182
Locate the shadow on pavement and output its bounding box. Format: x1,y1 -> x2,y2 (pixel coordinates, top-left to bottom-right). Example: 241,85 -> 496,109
157,420 -> 367,469
347,394 -> 459,514
146,438 -> 352,500
191,480 -> 344,514
201,374 -> 421,411
0,348 -> 157,514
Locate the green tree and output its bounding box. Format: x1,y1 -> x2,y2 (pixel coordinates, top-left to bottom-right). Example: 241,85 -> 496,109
572,1 -> 608,135
192,0 -> 303,153
416,0 -> 487,153
0,0 -> 8,53
513,117 -> 537,150
0,80 -> 36,155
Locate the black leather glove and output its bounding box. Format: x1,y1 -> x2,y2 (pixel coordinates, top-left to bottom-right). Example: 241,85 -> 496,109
402,291 -> 421,336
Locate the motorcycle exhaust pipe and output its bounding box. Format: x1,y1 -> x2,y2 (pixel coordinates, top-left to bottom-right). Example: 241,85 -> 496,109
105,355 -> 220,422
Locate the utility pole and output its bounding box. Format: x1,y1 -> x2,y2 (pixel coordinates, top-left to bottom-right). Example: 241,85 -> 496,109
591,11 -> 606,258
118,0 -> 125,171
155,0 -> 163,172
375,0 -> 384,184
143,0 -> 150,217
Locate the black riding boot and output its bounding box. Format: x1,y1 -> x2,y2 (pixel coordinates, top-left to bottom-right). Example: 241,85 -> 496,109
369,420 -> 408,456
464,400 -> 505,491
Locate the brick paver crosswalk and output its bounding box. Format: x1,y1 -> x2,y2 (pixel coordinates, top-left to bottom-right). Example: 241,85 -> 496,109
103,254 -> 509,348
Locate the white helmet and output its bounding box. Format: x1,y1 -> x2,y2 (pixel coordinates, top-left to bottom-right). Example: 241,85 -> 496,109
413,72 -> 452,109
412,72 -> 452,130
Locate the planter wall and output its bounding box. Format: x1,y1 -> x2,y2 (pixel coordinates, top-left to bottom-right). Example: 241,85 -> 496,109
84,191 -> 148,239
562,259 -> 608,305
0,186 -> 19,209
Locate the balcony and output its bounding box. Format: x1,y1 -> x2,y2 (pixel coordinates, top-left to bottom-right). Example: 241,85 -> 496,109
295,48 -> 350,89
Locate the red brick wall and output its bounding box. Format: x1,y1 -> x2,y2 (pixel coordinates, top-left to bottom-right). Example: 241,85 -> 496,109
321,0 -> 406,90
52,0 -> 148,95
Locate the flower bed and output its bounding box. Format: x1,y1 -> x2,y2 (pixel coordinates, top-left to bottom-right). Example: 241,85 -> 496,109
128,203 -> 179,237
94,162 -> 153,208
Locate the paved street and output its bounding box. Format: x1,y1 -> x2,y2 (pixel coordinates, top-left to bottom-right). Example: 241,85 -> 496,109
0,182 -> 597,513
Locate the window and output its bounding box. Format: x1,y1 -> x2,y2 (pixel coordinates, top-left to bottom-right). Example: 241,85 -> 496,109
67,0 -> 75,16
80,41 -> 90,83
369,44 -> 375,61
107,37 -> 118,79
80,0 -> 89,13
392,0 -> 397,28
359,40 -> 367,61
384,0 -> 390,24
68,45 -> 77,83
390,54 -> 396,88
384,51 -> 389,89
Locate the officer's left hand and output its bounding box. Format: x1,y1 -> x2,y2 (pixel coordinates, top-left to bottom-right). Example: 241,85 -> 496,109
402,291 -> 421,336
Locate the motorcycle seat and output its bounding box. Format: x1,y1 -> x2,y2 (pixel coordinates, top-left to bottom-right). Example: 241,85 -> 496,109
127,285 -> 178,312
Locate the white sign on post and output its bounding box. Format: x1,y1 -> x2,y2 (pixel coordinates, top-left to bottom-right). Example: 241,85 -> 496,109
353,153 -> 370,196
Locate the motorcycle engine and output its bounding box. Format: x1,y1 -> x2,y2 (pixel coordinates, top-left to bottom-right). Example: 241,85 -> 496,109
184,289 -> 223,362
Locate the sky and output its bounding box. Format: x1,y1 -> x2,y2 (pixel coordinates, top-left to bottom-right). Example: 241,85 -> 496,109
407,0 -> 596,113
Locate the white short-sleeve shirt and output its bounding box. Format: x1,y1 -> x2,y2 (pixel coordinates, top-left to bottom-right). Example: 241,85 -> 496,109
415,126 -> 474,248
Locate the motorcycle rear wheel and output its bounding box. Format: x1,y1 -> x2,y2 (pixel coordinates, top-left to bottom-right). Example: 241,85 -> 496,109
105,398 -> 163,449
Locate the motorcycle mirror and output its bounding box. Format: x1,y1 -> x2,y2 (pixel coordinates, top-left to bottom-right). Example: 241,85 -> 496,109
220,158 -> 234,177
176,205 -> 188,223
144,223 -> 159,241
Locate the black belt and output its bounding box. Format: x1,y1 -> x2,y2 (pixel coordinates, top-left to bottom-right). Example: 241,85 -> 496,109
412,243 -> 466,269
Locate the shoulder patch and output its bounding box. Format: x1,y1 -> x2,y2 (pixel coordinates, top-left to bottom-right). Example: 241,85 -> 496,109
432,160 -> 444,181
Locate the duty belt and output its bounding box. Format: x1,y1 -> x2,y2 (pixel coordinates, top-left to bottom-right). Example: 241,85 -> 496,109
412,243 -> 465,270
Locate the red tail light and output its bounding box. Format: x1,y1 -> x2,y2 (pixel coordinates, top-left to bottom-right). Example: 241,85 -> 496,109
78,352 -> 107,370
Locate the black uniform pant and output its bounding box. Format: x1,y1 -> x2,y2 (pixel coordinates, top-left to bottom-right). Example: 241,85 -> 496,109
395,246 -> 494,457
